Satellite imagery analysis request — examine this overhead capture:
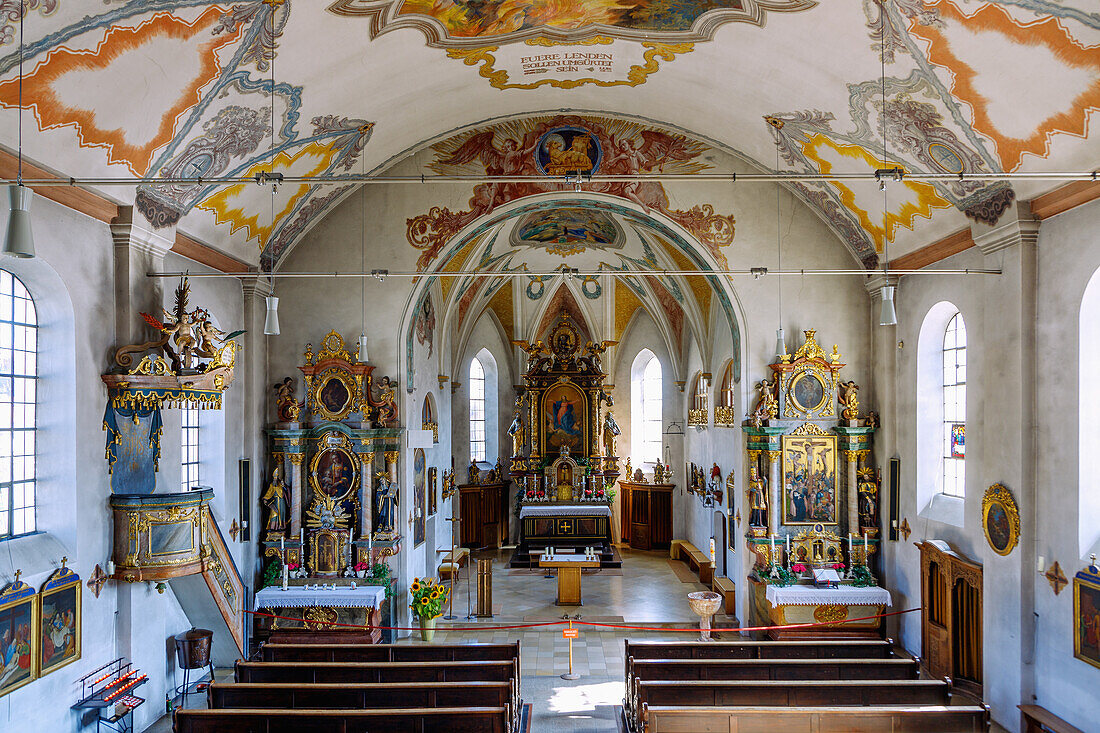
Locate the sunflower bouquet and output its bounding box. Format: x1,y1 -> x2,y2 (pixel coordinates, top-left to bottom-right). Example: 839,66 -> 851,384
408,577 -> 449,620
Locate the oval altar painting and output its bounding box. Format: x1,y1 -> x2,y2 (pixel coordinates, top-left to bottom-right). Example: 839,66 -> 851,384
792,373 -> 825,412
315,448 -> 355,499
319,375 -> 352,416
985,502 -> 1011,554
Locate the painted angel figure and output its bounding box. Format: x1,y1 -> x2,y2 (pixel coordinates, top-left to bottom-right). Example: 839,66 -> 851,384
839,380 -> 860,421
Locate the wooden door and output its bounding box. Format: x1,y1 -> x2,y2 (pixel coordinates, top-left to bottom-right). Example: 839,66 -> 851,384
459,486 -> 481,548
631,487 -> 651,550
620,482 -> 632,545
917,540 -> 983,697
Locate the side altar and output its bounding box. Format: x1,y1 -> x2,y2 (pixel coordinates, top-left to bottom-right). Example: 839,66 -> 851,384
741,330 -> 886,639
256,331 -> 401,642
508,315 -> 621,569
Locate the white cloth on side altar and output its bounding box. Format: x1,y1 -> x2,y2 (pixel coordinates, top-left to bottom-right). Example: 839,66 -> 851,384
254,585 -> 386,610
765,584 -> 892,608
519,504 -> 612,519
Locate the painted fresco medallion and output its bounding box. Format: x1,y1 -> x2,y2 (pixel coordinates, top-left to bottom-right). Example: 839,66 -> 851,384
536,127 -> 601,176
513,206 -> 620,256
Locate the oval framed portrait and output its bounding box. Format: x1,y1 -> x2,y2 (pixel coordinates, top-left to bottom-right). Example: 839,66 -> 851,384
313,370 -> 356,420
310,445 -> 358,501
981,482 -> 1020,556
790,371 -> 827,414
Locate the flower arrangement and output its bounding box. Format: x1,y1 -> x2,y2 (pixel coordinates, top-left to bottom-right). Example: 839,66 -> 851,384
791,563 -> 807,575
763,564 -> 796,587
261,558 -> 281,588
831,562 -> 845,572
409,577 -> 449,620
851,564 -> 877,587
368,561 -> 395,599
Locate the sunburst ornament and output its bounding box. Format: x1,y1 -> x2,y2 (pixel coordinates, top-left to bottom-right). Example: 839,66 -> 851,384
1045,561 -> 1068,596
306,494 -> 349,530
899,518 -> 912,541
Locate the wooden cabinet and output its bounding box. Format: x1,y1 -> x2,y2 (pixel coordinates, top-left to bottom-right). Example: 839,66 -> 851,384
619,481 -> 673,550
917,540 -> 983,698
458,482 -> 509,549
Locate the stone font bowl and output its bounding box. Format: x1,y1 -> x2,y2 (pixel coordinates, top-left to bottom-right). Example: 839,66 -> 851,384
687,590 -> 723,641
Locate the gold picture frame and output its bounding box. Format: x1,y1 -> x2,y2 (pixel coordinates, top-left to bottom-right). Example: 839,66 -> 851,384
1074,559 -> 1100,670
789,370 -> 828,414
981,483 -> 1020,556
309,434 -> 360,503
39,566 -> 81,677
540,381 -> 588,458
781,425 -> 838,525
0,577 -> 39,698
312,369 -> 358,421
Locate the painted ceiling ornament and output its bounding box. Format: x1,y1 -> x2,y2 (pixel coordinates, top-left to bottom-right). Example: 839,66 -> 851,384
406,115 -> 735,270
414,292 -> 435,356
327,0 -> 819,48
0,1 -> 58,47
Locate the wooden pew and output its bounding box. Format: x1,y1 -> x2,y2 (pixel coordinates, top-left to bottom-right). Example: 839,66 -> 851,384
261,641 -> 519,663
625,638 -> 896,661
209,680 -> 513,711
639,703 -> 989,733
234,659 -> 517,686
635,678 -> 952,709
627,656 -> 919,683
1019,704 -> 1087,733
711,575 -> 735,615
174,706 -> 510,733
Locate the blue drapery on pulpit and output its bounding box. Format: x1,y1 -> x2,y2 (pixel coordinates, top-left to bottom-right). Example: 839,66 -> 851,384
103,404 -> 162,493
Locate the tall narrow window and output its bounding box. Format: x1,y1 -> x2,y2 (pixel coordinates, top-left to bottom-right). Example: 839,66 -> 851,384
181,407 -> 201,491
469,357 -> 486,462
0,271 -> 36,539
631,350 -> 663,464
942,312 -> 966,497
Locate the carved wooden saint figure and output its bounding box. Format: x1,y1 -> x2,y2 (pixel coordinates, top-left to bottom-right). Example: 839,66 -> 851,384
602,411 -> 620,457
261,464 -> 289,540
272,377 -> 302,422
508,411 -> 525,457
374,478 -> 397,536
839,380 -> 860,422
747,464 -> 768,528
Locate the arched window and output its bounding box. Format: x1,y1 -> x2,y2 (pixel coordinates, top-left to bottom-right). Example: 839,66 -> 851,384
942,313 -> 966,498
469,357 -> 486,462
631,350 -> 663,464
0,270 -> 38,539
1080,269 -> 1100,556
688,372 -> 709,426
181,407 -> 201,491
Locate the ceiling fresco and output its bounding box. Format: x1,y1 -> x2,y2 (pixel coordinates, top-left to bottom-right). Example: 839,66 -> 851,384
0,0 -> 1094,269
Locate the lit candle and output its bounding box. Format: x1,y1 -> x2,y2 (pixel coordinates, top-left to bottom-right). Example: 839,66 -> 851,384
709,538 -> 716,564
848,532 -> 853,560
785,533 -> 790,562
863,531 -> 868,564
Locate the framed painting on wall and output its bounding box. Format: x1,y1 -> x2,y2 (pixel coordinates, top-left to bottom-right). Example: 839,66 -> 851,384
781,427 -> 838,525
427,467 -> 438,517
413,449 -> 426,546
0,577 -> 39,698
39,566 -> 80,677
1074,559 -> 1100,670
981,483 -> 1019,556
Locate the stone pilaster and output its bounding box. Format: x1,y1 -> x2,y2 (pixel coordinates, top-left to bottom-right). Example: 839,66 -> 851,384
111,206 -> 174,347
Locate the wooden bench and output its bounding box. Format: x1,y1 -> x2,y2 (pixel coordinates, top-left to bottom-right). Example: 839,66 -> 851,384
710,575 -> 735,615
628,656 -> 918,689
234,659 -> 517,686
683,545 -> 713,585
209,680 -> 513,711
639,704 -> 989,733
1020,704 -> 1087,733
438,547 -> 470,580
261,641 -> 519,663
635,678 -> 951,709
670,539 -> 688,560
174,706 -> 510,733
625,638 -> 895,661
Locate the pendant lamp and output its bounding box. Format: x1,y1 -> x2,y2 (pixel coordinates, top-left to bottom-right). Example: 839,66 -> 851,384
878,285 -> 897,326
774,327 -> 786,361
358,333 -> 369,362
263,295 -> 280,335
3,185 -> 34,258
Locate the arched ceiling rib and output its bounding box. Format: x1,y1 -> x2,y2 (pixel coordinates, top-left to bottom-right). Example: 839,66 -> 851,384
0,1 -> 1097,266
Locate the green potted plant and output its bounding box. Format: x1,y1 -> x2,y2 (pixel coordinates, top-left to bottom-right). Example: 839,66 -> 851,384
409,577 -> 448,641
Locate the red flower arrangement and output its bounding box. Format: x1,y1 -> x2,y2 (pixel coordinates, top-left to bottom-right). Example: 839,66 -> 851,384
791,563 -> 807,573
831,562 -> 845,570
354,561 -> 369,572
287,562 -> 300,571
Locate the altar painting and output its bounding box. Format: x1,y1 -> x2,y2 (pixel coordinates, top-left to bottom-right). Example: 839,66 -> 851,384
541,383 -> 587,455
0,589 -> 37,697
312,446 -> 356,501
413,449 -> 426,546
782,433 -> 838,525
1075,564 -> 1100,670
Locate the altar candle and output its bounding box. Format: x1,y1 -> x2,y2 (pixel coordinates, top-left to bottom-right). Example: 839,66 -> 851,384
709,538 -> 715,564
848,532 -> 853,559
770,534 -> 776,563
785,533 -> 790,560
863,531 -> 868,563
281,561 -> 288,591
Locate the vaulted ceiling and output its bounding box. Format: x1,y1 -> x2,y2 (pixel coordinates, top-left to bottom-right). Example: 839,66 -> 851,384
0,0 -> 1096,267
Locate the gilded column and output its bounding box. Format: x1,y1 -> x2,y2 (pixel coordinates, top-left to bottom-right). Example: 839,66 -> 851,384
589,388 -> 601,460
765,449 -> 782,536
528,390 -> 541,458
358,451 -> 373,538
287,452 -> 304,535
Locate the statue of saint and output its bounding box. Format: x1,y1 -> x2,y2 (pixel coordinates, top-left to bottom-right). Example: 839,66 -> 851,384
602,412 -> 621,457
839,380 -> 860,422
858,467 -> 879,529
747,464 -> 768,528
374,478 -> 398,535
508,412 -> 525,457
261,464 -> 289,540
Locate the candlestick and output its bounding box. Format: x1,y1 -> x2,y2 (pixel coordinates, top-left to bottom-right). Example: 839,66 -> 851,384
863,531 -> 868,564
848,532 -> 853,560
785,534 -> 790,566
281,562 -> 288,591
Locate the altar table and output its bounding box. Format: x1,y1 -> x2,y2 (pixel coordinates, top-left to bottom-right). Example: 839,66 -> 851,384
511,504 -> 615,568
538,555 -> 601,605
751,578 -> 892,640
254,585 -> 387,643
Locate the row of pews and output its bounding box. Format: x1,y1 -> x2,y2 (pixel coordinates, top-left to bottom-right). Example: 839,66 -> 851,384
173,642 -> 521,733
625,638 -> 991,733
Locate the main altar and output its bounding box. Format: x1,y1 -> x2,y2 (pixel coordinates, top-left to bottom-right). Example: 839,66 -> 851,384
508,315 -> 621,568
257,331 -> 400,642
742,330 -> 885,639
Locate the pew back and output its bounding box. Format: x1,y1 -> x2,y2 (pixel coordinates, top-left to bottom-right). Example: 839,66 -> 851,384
260,642 -> 519,663
640,704 -> 989,733
625,639 -> 894,660
628,657 -> 919,683
173,706 -> 509,733
208,681 -> 512,711
635,679 -> 951,708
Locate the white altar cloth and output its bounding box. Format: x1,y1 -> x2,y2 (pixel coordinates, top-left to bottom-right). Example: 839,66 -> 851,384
765,584 -> 892,608
255,585 -> 386,610
520,504 -> 612,519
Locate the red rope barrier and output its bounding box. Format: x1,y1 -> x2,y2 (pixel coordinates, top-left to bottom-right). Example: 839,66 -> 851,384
245,607 -> 920,635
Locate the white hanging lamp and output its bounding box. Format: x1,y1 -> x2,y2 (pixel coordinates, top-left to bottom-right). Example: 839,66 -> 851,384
263,294 -> 280,335
4,8 -> 33,259
358,333 -> 369,362
878,285 -> 897,326
773,140 -> 785,360
876,6 -> 897,328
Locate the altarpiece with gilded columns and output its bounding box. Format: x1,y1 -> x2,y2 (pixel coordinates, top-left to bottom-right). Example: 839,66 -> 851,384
263,331 -> 401,578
